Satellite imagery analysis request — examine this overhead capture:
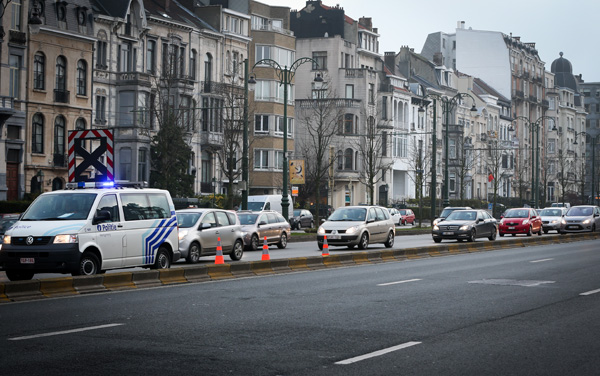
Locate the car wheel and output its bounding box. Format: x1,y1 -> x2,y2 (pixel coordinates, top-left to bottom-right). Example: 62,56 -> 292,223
152,246 -> 171,270
317,242 -> 323,250
527,226 -> 532,236
401,220 -> 405,226
357,232 -> 369,250
276,232 -> 288,249
433,238 -> 442,243
468,229 -> 476,242
592,224 -> 596,233
250,234 -> 260,251
538,227 -> 543,236
488,227 -> 497,241
186,242 -> 201,263
73,251 -> 100,276
5,270 -> 35,281
310,220 -> 314,229
384,231 -> 395,248
543,229 -> 549,234
229,240 -> 244,261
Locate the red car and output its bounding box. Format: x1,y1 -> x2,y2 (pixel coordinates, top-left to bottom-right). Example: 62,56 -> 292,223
499,208 -> 543,236
398,209 -> 415,225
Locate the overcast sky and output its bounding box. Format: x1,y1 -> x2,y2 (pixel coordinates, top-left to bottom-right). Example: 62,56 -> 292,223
259,0 -> 600,82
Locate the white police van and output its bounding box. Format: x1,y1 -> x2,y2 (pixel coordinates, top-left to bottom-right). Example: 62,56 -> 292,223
0,181 -> 180,281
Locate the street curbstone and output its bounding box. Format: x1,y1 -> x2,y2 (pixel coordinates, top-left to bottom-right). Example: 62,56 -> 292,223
230,262 -> 254,277
392,249 -> 408,260
353,252 -> 371,264
207,264 -> 233,280
159,268 -> 187,285
250,260 -> 274,275
131,270 -> 161,288
305,256 -> 326,269
367,251 -> 384,263
269,259 -> 292,273
4,280 -> 43,301
72,275 -> 106,294
0,283 -> 7,302
40,277 -> 77,297
288,258 -> 309,271
184,266 -> 210,282
380,250 -> 396,262
103,272 -> 136,291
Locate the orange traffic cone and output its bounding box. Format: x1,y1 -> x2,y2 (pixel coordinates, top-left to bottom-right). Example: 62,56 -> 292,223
215,237 -> 224,264
261,236 -> 270,261
322,235 -> 329,256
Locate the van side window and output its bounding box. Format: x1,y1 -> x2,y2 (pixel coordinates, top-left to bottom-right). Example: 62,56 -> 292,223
368,208 -> 377,221
267,213 -> 278,223
121,194 -> 148,221
264,202 -> 270,210
226,212 -> 236,225
214,211 -> 230,227
97,194 -> 120,222
375,208 -> 386,221
201,212 -> 217,228
147,194 -> 170,219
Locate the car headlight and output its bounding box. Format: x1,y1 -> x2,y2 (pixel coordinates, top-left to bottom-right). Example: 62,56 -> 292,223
178,229 -> 189,241
551,220 -> 558,224
433,219 -> 440,226
582,219 -> 591,225
459,225 -> 470,231
53,234 -> 78,244
561,219 -> 567,225
241,231 -> 247,237
522,220 -> 529,225
345,226 -> 359,235
3,235 -> 10,244
433,225 -> 439,230
318,227 -> 325,235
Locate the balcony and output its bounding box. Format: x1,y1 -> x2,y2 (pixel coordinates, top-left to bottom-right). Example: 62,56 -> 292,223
514,90 -> 525,100
251,24 -> 294,36
117,72 -> 151,86
200,182 -> 213,194
53,153 -> 67,167
54,89 -> 70,103
9,30 -> 26,44
0,96 -> 15,125
528,95 -> 538,103
296,98 -> 361,109
541,99 -> 549,108
201,132 -> 223,147
201,81 -> 224,94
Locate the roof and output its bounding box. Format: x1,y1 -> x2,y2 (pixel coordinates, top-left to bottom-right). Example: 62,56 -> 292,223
473,77 -> 511,103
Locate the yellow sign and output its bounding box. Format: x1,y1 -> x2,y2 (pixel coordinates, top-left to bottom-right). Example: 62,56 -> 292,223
289,159 -> 305,184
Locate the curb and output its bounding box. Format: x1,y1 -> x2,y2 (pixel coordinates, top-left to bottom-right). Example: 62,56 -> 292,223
1,233 -> 598,303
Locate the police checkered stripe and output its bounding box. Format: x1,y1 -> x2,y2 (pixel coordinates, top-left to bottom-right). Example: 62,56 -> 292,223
143,217 -> 178,264
68,129 -> 114,182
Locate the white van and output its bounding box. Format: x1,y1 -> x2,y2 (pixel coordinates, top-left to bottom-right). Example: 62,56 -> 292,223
247,195 -> 293,219
551,202 -> 571,209
0,182 -> 180,281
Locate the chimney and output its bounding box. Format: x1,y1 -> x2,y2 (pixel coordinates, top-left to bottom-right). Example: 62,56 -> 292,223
165,0 -> 170,12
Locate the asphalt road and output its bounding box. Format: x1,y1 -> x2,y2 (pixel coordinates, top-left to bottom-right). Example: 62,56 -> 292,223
1,239 -> 599,375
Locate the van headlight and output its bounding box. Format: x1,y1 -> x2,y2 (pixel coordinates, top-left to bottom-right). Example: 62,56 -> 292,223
53,235 -> 78,244
3,235 -> 11,244
178,230 -> 189,241
318,227 -> 325,235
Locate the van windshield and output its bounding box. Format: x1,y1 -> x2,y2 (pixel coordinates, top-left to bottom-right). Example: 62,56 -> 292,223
22,193 -> 97,221
247,202 -> 264,211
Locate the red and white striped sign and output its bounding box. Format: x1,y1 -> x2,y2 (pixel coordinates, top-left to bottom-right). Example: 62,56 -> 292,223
68,129 -> 114,182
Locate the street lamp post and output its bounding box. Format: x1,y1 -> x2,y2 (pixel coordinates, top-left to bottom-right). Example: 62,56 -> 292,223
513,116 -> 555,208
574,132 -> 600,205
421,93 -> 477,210
249,58 -> 323,220
241,58 -> 249,210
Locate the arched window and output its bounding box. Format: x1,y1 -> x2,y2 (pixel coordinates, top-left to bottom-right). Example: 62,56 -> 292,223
52,177 -> 63,191
34,52 -> 45,90
54,116 -> 66,166
337,150 -> 343,170
76,118 -> 86,149
56,56 -> 66,91
344,148 -> 353,170
32,113 -> 44,153
204,53 -> 212,82
77,60 -> 87,95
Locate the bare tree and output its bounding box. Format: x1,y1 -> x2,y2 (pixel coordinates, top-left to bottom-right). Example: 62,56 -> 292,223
405,137 -> 432,226
512,146 -> 529,205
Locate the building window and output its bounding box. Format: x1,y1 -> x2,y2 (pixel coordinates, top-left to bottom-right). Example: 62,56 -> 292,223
275,151 -> 284,170
119,43 -> 132,72
118,91 -> 135,126
137,92 -> 149,127
96,40 -> 107,69
56,3 -> 66,21
345,84 -> 354,99
119,148 -> 132,181
11,0 -> 21,30
312,51 -> 327,70
34,53 -> 45,90
449,173 -> 456,193
9,54 -> 21,98
255,115 -> 269,133
449,139 -> 456,159
56,56 -> 66,92
138,149 -> 148,182
32,113 -> 44,154
77,60 -> 87,95
368,83 -> 375,104
146,40 -> 156,73
382,96 -> 387,120
95,95 -> 106,124
54,116 -> 65,161
254,150 -> 269,169
190,49 -> 197,80
340,114 -> 355,134
344,148 -> 353,170
76,118 -> 86,149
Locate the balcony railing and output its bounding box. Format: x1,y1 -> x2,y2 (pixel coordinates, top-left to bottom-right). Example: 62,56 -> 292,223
251,24 -> 294,36
54,89 -> 70,103
296,98 -> 361,108
200,182 -> 213,194
54,153 -> 67,167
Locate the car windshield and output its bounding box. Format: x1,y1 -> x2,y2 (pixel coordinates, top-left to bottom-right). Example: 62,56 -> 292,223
505,209 -> 529,218
440,208 -> 459,218
247,202 -> 264,211
238,213 -> 259,225
176,213 -> 202,228
293,209 -> 301,216
21,193 -> 97,221
399,210 -> 407,215
327,208 -> 367,221
445,211 -> 477,221
566,207 -> 593,216
539,209 -> 563,216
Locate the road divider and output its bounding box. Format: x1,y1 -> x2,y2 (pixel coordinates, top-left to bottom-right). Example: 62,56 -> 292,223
1,232 -> 598,303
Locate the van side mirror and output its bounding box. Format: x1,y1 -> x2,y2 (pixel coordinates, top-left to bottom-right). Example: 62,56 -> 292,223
258,220 -> 267,227
93,210 -> 111,225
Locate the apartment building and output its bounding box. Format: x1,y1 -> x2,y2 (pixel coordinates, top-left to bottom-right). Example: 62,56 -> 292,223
579,80 -> 600,204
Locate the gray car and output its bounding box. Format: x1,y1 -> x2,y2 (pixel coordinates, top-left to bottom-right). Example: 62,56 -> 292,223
176,209 -> 244,263
539,207 -> 567,233
238,211 -> 291,251
317,205 -> 396,250
560,205 -> 600,233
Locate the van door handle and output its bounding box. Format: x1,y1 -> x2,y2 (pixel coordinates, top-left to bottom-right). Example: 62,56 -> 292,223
117,224 -> 123,228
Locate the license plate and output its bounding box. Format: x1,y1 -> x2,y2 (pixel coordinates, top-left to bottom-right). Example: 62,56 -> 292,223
509,227 -> 515,230
328,234 -> 341,240
567,225 -> 578,229
20,258 -> 34,264
443,232 -> 454,235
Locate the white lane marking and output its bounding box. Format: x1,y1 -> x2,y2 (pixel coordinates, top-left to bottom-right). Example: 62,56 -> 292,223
377,278 -> 422,286
335,341 -> 422,365
580,288 -> 600,296
8,323 -> 124,341
530,258 -> 554,263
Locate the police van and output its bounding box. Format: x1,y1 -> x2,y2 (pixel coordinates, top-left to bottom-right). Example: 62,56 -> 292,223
0,181 -> 180,281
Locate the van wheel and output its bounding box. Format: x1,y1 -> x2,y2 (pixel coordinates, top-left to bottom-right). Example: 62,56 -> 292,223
357,233 -> 369,250
152,247 -> 171,269
277,233 -> 288,249
230,240 -> 244,261
73,252 -> 100,276
384,231 -> 395,248
186,242 -> 201,263
5,270 -> 35,281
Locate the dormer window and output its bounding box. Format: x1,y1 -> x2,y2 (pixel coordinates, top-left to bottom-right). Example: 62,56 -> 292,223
77,9 -> 86,26
56,2 -> 66,22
